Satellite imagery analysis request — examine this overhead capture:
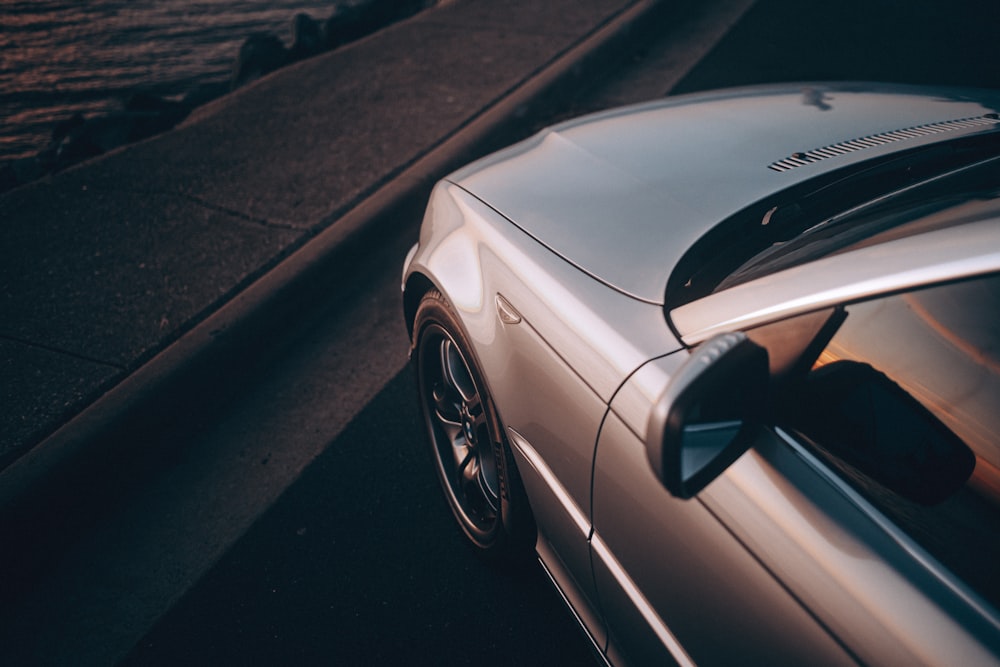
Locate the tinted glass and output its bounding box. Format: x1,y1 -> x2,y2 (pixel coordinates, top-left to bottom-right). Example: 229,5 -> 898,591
664,136 -> 1000,310
770,275 -> 1000,610
718,156 -> 1000,291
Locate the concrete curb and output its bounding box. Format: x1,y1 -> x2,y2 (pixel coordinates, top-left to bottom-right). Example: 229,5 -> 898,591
0,0 -> 673,541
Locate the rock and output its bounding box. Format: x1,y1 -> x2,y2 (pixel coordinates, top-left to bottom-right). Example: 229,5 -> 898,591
122,90 -> 187,115
124,109 -> 189,143
181,81 -> 229,108
51,113 -> 87,145
122,92 -> 191,139
289,13 -> 326,61
51,115 -> 126,167
231,32 -> 289,90
41,113 -> 148,171
28,95 -> 192,175
324,0 -> 431,50
323,2 -> 388,49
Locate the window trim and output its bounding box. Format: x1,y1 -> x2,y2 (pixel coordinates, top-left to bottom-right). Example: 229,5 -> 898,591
772,425 -> 1000,633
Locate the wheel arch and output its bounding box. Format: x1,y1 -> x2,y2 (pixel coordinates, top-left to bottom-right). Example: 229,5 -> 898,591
403,270 -> 437,342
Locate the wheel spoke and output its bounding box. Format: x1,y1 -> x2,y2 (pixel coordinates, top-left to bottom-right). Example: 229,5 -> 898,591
450,433 -> 470,467
469,403 -> 487,430
455,441 -> 500,518
441,339 -> 476,402
458,448 -> 478,491
432,384 -> 462,429
436,415 -> 463,444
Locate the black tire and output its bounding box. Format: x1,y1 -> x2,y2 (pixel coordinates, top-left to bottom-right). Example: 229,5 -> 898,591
412,290 -> 535,560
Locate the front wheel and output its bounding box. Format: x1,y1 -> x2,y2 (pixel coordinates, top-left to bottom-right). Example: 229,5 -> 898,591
412,290 -> 534,560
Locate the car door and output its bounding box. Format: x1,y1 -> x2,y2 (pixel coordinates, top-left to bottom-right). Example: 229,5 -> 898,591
591,355 -> 857,666
591,274 -> 1000,666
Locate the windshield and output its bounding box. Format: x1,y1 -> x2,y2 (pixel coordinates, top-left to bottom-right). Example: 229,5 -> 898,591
717,156 -> 1000,291
664,133 -> 1000,310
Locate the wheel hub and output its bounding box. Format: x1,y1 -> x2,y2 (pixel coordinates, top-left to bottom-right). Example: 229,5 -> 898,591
460,404 -> 476,445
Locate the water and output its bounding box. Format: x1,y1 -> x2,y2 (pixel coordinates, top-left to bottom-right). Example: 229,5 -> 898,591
0,0 -> 349,162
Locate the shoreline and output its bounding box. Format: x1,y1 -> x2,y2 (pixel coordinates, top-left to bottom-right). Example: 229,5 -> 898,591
0,0 -> 433,195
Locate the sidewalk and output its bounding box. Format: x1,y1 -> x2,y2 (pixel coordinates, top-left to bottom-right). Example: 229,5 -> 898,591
0,0 -> 676,509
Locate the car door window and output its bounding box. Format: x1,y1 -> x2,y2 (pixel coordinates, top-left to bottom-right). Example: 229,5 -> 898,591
750,273 -> 1000,612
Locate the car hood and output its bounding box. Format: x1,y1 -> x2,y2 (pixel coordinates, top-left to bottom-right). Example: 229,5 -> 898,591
449,82 -> 1000,304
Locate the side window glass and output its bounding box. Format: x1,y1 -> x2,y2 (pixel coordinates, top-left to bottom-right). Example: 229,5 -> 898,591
761,275 -> 1000,611
788,359 -> 975,505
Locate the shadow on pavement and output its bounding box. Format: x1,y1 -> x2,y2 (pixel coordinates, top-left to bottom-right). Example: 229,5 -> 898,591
123,369 -> 597,666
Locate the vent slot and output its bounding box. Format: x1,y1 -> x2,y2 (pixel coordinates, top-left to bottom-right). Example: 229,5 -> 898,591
769,114 -> 1000,172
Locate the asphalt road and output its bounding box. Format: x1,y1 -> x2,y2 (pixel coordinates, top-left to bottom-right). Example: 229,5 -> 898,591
671,0 -> 1000,94
6,1 -> 1000,665
123,369 -> 595,666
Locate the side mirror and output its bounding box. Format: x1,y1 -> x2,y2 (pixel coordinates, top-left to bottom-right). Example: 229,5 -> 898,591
647,332 -> 768,499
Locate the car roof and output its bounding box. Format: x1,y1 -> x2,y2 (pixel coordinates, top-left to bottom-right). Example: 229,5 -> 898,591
450,83 -> 1000,304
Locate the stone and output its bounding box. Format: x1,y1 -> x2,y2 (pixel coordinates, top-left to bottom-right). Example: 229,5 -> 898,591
231,32 -> 290,90
324,0 -> 431,49
122,91 -> 187,116
323,2 -> 388,49
289,13 -> 326,61
181,81 -> 229,109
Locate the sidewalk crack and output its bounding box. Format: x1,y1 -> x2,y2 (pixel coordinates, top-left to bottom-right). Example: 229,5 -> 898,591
178,194 -> 304,231
0,335 -> 125,370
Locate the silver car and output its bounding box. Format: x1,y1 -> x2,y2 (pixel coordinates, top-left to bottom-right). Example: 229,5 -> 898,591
401,82 -> 1000,666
